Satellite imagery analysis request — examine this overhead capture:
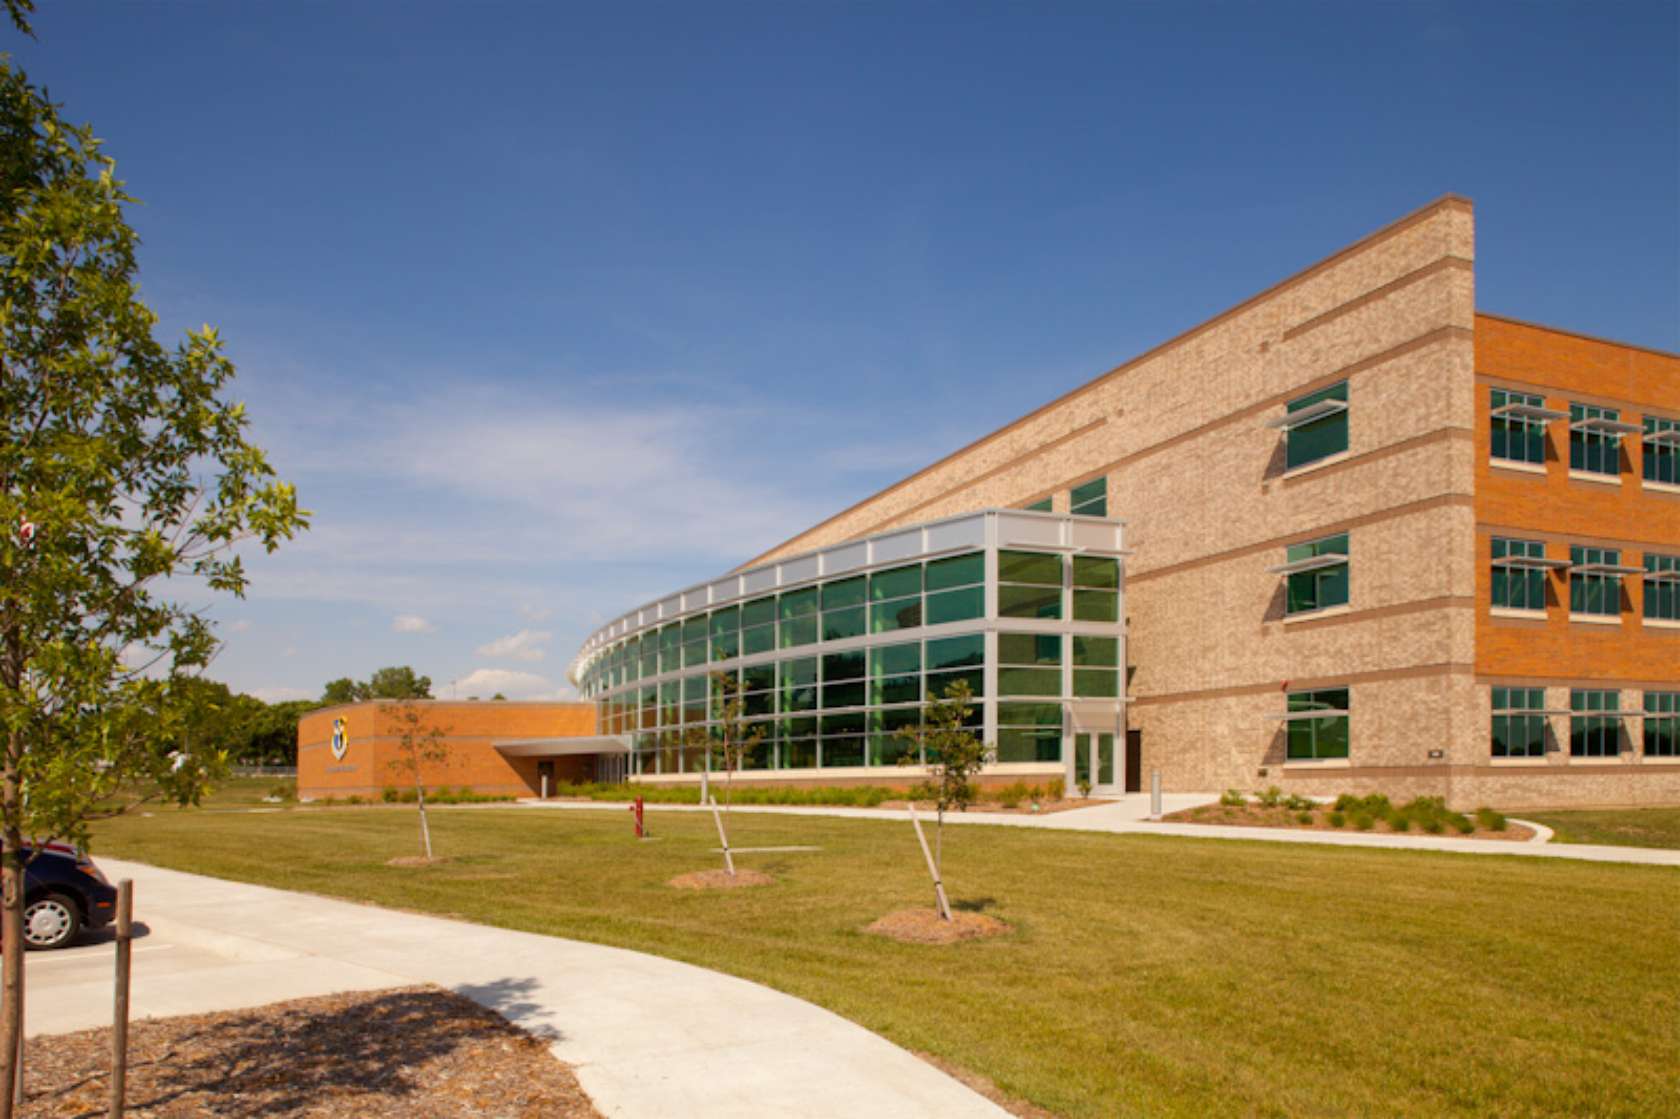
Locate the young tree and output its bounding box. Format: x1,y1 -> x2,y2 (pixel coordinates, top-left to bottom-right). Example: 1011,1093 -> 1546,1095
0,59 -> 306,1114
894,679 -> 988,921
706,671 -> 764,816
383,700 -> 449,861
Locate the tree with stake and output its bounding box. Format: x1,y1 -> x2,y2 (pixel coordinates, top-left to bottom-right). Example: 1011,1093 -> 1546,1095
384,700 -> 450,861
894,678 -> 988,921
690,671 -> 765,877
0,56 -> 307,1116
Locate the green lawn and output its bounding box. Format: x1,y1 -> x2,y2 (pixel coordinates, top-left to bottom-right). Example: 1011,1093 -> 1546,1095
90,806 -> 1679,1118
1523,806 -> 1680,851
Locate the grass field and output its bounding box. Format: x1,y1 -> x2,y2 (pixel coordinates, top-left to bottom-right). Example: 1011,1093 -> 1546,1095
1520,806 -> 1680,851
89,805 -> 1679,1118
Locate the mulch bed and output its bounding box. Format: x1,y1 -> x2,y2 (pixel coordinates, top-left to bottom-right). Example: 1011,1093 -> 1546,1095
1163,803 -> 1536,841
865,908 -> 1010,944
667,868 -> 774,890
22,986 -> 600,1118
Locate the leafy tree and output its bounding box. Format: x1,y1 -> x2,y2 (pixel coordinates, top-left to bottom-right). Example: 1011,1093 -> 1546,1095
0,59 -> 306,1113
322,677 -> 358,705
384,700 -> 449,861
894,679 -> 988,920
365,665 -> 431,700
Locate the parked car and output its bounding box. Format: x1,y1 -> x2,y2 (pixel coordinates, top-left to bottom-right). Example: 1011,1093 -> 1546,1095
11,843 -> 119,950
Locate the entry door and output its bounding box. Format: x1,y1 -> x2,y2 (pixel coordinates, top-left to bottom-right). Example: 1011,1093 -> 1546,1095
1070,733 -> 1119,795
1124,730 -> 1142,793
536,760 -> 555,798
1068,704 -> 1121,795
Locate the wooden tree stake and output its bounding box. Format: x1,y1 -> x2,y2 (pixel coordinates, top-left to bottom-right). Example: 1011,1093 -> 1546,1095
907,801 -> 952,921
709,796 -> 735,877
109,879 -> 133,1118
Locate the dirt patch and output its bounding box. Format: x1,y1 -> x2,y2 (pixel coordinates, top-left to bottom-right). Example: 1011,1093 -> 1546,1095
1163,803 -> 1535,841
865,908 -> 1010,944
915,1051 -> 1057,1119
667,868 -> 775,890
387,855 -> 454,867
22,985 -> 599,1118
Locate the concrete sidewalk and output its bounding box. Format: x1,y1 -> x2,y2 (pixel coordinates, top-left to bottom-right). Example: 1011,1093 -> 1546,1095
33,858 -> 1008,1119
514,796 -> 1680,867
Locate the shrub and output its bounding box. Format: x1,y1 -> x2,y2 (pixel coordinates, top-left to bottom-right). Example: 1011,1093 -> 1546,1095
381,786 -> 400,803
1220,788 -> 1247,807
1283,794 -> 1315,812
1422,819 -> 1445,835
1296,811 -> 1314,825
1046,778 -> 1066,801
1076,778 -> 1093,799
1257,785 -> 1283,808
1388,814 -> 1411,832
1352,812 -> 1374,831
1451,815 -> 1475,835
270,781 -> 297,802
344,795 -> 364,806
1334,793 -> 1360,812
1476,807 -> 1507,832
1328,811 -> 1346,828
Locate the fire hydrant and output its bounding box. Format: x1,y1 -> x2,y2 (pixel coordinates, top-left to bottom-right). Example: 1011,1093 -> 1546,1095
628,796 -> 645,838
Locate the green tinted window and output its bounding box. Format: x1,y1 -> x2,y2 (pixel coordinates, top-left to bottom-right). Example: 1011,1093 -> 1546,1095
709,607 -> 738,636
926,668 -> 984,699
999,667 -> 1060,696
871,564 -> 922,601
1072,635 -> 1118,666
926,634 -> 983,671
1072,589 -> 1118,622
1285,533 -> 1350,616
780,615 -> 818,648
780,657 -> 817,686
1073,668 -> 1118,698
1569,545 -> 1622,616
1072,555 -> 1119,589
1070,477 -> 1107,517
821,576 -> 866,610
999,633 -> 1060,665
779,587 -> 818,618
925,586 -> 983,625
1285,381 -> 1349,470
999,550 -> 1062,585
871,597 -> 922,633
1492,537 -> 1547,611
823,650 -> 866,682
1022,497 -> 1052,512
999,584 -> 1062,619
870,642 -> 921,677
872,673 -> 920,705
926,552 -> 983,591
997,728 -> 1061,763
741,624 -> 775,656
822,606 -> 866,641
1570,403 -> 1621,475
997,702 -> 1062,727
1285,687 -> 1349,759
742,597 -> 776,627
1645,416 -> 1680,485
742,663 -> 776,692
1491,388 -> 1547,464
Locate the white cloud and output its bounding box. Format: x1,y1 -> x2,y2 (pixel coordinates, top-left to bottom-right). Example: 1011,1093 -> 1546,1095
226,619 -> 253,634
519,603 -> 554,623
449,667 -> 568,700
476,628 -> 552,662
392,614 -> 435,634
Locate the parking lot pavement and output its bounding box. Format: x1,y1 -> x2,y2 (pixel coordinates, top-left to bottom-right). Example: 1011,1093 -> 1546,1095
25,917 -> 407,1038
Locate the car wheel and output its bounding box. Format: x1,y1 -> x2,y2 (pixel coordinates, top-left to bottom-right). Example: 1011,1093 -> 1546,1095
23,894 -> 80,950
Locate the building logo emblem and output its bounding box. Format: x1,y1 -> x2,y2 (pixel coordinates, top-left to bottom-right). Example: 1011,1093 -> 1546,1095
331,718 -> 349,760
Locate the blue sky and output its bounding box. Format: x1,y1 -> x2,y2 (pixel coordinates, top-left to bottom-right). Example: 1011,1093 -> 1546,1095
13,2 -> 1677,702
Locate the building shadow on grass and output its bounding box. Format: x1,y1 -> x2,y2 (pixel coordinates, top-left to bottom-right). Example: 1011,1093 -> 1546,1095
39,980 -> 558,1118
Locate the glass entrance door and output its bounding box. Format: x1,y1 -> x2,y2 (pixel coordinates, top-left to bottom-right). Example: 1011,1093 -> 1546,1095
1072,732 -> 1118,795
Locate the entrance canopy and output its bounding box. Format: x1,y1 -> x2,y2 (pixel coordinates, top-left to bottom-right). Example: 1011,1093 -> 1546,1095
493,735 -> 632,758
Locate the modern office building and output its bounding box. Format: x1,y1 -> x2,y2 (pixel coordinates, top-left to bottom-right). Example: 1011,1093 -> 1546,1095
572,195 -> 1677,809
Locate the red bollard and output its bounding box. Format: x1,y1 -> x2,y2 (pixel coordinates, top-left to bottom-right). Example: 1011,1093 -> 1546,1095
629,796 -> 645,838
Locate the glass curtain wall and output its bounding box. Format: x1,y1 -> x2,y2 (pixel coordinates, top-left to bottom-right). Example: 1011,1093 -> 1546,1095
575,522 -> 1125,780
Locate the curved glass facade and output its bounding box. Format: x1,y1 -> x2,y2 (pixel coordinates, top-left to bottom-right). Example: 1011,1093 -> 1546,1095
570,510 -> 1127,787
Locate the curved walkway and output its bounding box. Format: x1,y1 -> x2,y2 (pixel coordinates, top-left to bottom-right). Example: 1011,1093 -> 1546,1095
514,796 -> 1680,867
33,858 -> 1008,1118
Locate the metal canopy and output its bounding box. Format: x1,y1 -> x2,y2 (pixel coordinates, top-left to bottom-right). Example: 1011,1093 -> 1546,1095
493,735 -> 633,758
1571,562 -> 1646,576
1644,429 -> 1680,447
1268,709 -> 1350,721
1569,416 -> 1642,435
1491,402 -> 1568,423
1264,399 -> 1348,431
1642,569 -> 1680,584
1266,552 -> 1349,576
1495,555 -> 1571,570
1491,708 -> 1573,716
1572,710 -> 1646,719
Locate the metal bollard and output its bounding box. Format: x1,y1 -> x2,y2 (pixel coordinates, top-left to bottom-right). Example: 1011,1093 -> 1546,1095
1150,769 -> 1162,820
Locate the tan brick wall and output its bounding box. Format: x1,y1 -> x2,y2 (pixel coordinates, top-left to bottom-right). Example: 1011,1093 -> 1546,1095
743,195 -> 1481,799
297,700 -> 597,799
